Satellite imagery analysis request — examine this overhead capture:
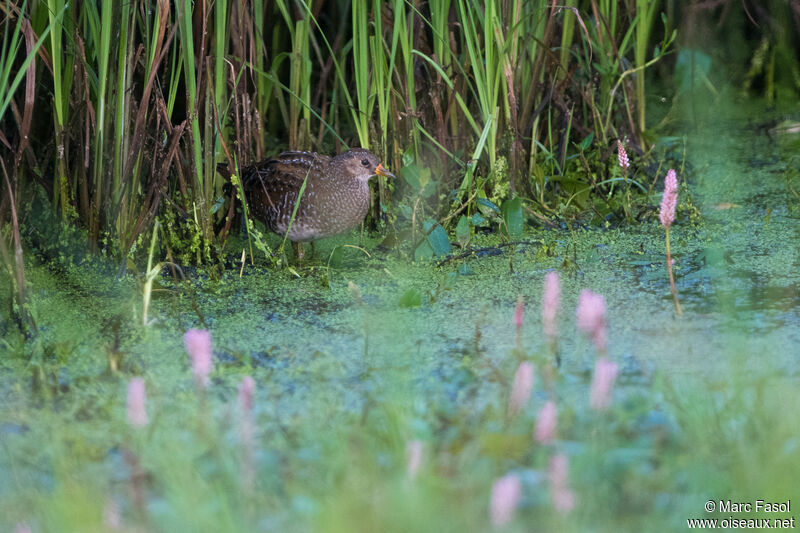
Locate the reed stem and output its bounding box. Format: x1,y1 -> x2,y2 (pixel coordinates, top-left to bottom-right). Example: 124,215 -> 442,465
665,227 -> 682,316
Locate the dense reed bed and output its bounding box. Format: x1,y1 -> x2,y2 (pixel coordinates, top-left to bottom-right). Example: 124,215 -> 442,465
0,0 -> 797,289
2,0 -> 680,264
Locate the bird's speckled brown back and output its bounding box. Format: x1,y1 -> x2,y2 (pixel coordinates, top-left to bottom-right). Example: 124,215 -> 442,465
240,149 -> 383,242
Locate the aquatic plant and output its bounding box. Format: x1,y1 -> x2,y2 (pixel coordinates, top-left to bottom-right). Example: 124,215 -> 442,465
589,356 -> 619,411
535,400 -> 558,445
542,271 -> 560,353
508,361 -> 535,416
548,453 -> 576,514
405,440 -> 423,481
238,375 -> 256,492
184,329 -> 213,387
126,378 -> 148,429
238,375 -> 255,412
102,499 -> 121,530
618,139 -> 633,219
659,169 -> 678,228
514,295 -> 524,350
617,140 -> 630,169
576,289 -> 608,353
660,169 -> 683,315
490,473 -> 521,527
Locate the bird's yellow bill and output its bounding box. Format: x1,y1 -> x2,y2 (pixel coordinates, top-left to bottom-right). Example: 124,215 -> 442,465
375,163 -> 395,179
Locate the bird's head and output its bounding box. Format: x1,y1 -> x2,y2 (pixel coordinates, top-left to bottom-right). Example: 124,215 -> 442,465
333,149 -> 395,182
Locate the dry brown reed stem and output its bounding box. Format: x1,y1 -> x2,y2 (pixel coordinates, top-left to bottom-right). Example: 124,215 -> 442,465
1,159 -> 34,334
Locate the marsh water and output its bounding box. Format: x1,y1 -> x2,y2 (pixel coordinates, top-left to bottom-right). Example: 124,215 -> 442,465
148,103 -> 800,388
1,100 -> 799,529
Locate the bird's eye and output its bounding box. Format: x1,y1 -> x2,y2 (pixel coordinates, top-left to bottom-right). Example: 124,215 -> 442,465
361,158 -> 370,167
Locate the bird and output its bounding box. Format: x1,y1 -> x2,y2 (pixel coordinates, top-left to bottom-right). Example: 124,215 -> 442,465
226,148 -> 395,259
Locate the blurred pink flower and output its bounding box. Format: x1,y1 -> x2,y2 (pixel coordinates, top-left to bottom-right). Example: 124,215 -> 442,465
535,400 -> 558,444
575,289 -> 605,334
239,376 -> 256,446
659,169 -> 678,228
514,296 -> 524,329
103,498 -> 121,530
348,281 -> 363,305
549,453 -> 576,513
508,362 -> 535,415
593,325 -> 608,355
490,473 -> 522,527
14,523 -> 32,533
406,440 -> 423,480
238,376 -> 256,491
617,140 -> 629,169
576,289 -> 607,352
239,376 -> 255,413
542,272 -> 560,339
184,329 -> 213,387
126,377 -> 148,428
589,357 -> 619,410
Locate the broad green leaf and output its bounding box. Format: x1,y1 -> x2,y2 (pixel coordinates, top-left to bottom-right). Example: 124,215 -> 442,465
401,163 -> 421,191
456,215 -> 471,247
472,212 -> 487,226
414,240 -> 434,261
477,197 -> 501,214
675,49 -> 712,94
501,197 -> 523,238
402,146 -> 415,167
424,220 -> 451,256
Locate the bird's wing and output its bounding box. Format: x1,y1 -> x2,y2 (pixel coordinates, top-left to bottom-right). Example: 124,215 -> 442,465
242,151 -> 328,211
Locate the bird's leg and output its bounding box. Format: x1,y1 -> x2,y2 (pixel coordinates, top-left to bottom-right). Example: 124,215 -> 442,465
292,241 -> 305,262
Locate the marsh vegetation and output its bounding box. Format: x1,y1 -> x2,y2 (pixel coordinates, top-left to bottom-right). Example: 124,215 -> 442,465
1,1 -> 799,531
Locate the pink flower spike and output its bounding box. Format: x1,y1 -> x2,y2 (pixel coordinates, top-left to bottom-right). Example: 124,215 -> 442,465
617,140 -> 629,169
238,376 -> 256,490
535,400 -> 558,444
659,169 -> 678,228
593,325 -> 608,353
14,523 -> 32,533
126,377 -> 148,428
542,272 -> 560,339
508,362 -> 535,415
239,376 -> 255,413
549,453 -> 576,514
589,357 -> 619,411
184,329 -> 213,387
406,440 -> 423,480
576,289 -> 604,333
576,289 -> 607,352
490,473 -> 522,527
103,498 -> 121,530
238,376 -> 256,446
514,295 -> 524,329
